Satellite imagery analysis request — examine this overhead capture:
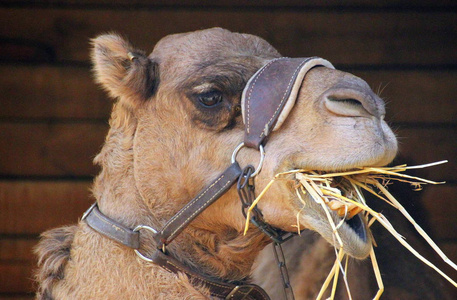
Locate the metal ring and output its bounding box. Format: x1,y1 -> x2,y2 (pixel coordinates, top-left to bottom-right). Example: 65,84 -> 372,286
231,142 -> 265,177
81,202 -> 96,221
133,225 -> 158,263
127,52 -> 137,62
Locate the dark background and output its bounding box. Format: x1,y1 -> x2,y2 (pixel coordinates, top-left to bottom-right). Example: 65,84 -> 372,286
0,1 -> 456,298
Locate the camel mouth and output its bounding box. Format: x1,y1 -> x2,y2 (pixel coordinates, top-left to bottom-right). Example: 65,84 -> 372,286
289,169 -> 373,259
297,195 -> 372,259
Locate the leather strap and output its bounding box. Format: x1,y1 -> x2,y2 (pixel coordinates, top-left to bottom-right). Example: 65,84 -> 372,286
154,162 -> 242,248
150,250 -> 270,300
241,57 -> 334,149
84,205 -> 269,299
84,204 -> 140,249
85,163 -> 242,250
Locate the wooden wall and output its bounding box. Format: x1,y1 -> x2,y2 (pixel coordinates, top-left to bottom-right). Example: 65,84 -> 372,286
1,1 -> 456,298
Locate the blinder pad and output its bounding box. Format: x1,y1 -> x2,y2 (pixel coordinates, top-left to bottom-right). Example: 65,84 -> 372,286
241,57 -> 334,150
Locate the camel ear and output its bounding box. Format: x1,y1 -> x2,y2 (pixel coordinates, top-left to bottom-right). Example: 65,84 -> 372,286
91,33 -> 158,108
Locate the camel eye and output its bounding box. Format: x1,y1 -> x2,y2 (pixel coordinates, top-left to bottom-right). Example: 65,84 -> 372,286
197,91 -> 223,108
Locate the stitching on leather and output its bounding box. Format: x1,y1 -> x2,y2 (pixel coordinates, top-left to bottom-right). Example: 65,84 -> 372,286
246,58 -> 284,134
161,173 -> 226,238
250,289 -> 268,300
244,288 -> 269,300
90,209 -> 129,245
159,264 -> 173,274
93,208 -> 127,234
168,178 -> 232,239
254,292 -> 268,300
258,58 -> 310,140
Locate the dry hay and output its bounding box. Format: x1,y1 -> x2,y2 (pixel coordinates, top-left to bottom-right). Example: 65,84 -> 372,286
244,160 -> 457,299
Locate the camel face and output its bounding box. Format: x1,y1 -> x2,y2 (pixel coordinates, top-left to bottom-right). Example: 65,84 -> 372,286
93,27 -> 397,262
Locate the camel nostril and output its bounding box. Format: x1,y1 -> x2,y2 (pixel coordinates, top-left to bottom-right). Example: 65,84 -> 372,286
325,95 -> 373,118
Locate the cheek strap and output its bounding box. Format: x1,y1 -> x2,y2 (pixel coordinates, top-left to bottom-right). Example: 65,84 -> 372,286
241,57 -> 334,150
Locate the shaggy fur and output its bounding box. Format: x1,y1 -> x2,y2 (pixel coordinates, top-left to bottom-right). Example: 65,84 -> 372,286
35,226 -> 77,300
35,28 -> 398,299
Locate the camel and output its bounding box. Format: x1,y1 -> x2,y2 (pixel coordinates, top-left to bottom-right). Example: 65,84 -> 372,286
34,27 -> 398,299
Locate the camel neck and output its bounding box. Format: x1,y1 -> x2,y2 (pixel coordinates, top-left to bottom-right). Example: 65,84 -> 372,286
89,105 -> 271,288
83,201 -> 271,299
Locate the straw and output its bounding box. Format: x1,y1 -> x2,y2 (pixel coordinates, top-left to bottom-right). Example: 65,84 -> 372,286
243,160 -> 457,296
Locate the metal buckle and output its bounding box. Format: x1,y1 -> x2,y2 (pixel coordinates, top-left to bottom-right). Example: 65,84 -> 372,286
132,225 -> 161,262
225,285 -> 253,300
81,202 -> 97,221
225,286 -> 240,299
231,142 -> 265,177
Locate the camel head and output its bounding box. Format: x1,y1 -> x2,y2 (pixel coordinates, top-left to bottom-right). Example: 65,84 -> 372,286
91,27 -> 397,276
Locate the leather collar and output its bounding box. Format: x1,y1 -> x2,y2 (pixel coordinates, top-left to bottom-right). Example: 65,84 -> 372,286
83,204 -> 269,300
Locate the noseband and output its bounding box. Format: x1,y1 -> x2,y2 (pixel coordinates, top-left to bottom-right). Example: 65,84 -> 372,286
83,57 -> 334,300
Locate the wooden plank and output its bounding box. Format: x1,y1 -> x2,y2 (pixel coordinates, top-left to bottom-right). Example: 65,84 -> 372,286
422,185 -> 457,240
0,202 -> 454,295
0,39 -> 52,62
0,65 -> 110,120
0,264 -> 34,294
0,239 -> 37,293
0,125 -> 455,179
0,243 -> 454,297
2,0 -> 456,8
0,239 -> 38,263
1,65 -> 456,123
395,127 -> 457,181
0,244 -> 455,297
0,185 -> 455,296
352,70 -> 457,124
0,123 -> 107,176
0,181 -> 93,234
0,8 -> 455,65
1,189 -> 455,293
0,295 -> 33,300
0,180 -> 455,239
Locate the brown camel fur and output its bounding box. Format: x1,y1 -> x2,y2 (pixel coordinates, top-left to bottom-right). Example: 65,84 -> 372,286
34,28 -> 397,299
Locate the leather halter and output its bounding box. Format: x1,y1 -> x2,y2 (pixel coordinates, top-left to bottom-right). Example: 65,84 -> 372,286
83,57 -> 334,299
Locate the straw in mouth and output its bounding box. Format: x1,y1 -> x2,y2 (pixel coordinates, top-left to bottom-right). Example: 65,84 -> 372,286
244,160 -> 457,299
